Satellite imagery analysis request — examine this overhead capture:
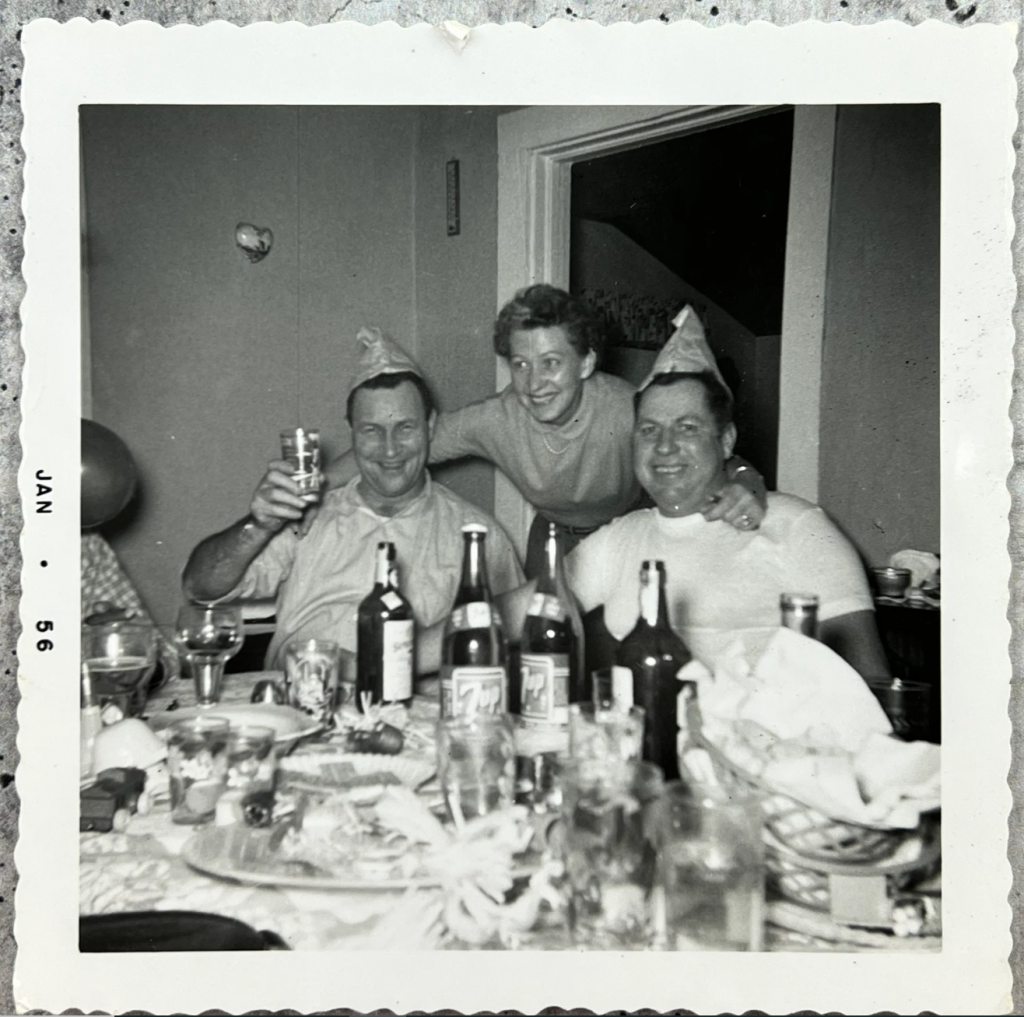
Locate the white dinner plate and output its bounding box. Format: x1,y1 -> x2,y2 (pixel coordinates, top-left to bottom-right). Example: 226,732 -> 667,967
181,824 -> 443,892
146,704 -> 322,745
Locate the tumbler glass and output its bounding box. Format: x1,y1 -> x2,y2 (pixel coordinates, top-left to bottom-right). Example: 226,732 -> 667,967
569,702 -> 645,762
81,620 -> 158,718
436,714 -> 516,826
657,782 -> 765,951
866,677 -> 936,743
561,758 -> 661,949
165,716 -> 230,825
224,724 -> 277,828
280,427 -> 322,503
283,639 -> 340,726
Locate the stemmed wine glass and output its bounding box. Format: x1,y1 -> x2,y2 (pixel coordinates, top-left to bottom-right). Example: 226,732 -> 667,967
81,620 -> 158,717
174,604 -> 244,707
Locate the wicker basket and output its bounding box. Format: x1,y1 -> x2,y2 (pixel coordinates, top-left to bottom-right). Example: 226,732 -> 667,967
700,740 -> 938,914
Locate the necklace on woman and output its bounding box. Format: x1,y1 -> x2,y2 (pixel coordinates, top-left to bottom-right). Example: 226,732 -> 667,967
541,430 -> 572,455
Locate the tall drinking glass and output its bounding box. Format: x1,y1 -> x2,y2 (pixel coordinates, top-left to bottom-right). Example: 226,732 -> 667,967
657,783 -> 765,951
81,621 -> 158,717
174,604 -> 243,707
280,427 -> 322,503
436,714 -> 516,826
283,638 -> 340,725
561,758 -> 662,949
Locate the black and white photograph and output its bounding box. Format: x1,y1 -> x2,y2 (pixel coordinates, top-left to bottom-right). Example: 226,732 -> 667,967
13,19 -> 1015,1014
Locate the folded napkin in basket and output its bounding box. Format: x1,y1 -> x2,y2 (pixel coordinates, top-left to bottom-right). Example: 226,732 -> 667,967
688,628 -> 940,829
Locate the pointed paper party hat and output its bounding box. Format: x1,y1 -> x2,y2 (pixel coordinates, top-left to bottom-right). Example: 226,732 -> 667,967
638,305 -> 730,394
348,326 -> 424,396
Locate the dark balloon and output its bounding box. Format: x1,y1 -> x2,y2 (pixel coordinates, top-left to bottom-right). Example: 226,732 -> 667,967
81,419 -> 138,529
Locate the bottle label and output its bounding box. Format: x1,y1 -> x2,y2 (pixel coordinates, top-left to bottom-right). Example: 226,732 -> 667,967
382,619 -> 414,701
450,602 -> 493,630
381,591 -> 403,611
441,666 -> 506,717
519,653 -> 569,724
526,593 -> 567,622
612,665 -> 634,709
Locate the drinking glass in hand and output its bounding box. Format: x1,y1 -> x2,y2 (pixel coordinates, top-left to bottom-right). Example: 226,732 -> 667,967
280,427 -> 322,503
657,783 -> 765,951
81,620 -> 158,718
436,714 -> 516,826
174,604 -> 243,707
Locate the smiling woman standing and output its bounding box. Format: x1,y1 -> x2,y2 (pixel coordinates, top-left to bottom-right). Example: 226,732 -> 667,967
324,285 -> 766,578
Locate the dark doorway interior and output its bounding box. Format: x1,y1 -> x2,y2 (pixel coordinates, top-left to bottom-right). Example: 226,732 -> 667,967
569,109 -> 795,487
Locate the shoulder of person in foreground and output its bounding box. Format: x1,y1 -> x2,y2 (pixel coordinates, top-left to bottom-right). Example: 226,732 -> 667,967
564,508 -> 657,611
427,480 -> 525,591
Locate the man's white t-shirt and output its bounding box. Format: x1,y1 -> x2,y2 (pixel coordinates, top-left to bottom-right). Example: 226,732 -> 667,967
565,492 -> 874,670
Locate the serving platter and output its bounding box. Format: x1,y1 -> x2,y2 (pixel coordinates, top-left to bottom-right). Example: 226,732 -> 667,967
146,704 -> 322,745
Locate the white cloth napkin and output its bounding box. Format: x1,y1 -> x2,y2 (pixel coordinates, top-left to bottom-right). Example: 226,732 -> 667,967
690,628 -> 940,829
889,549 -> 940,589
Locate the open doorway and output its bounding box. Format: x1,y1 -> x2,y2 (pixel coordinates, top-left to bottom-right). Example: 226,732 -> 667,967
569,109 -> 795,489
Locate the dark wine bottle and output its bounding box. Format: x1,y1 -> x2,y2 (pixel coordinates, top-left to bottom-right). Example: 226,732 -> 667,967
616,560 -> 694,781
356,541 -> 414,710
515,522 -> 584,728
440,525 -> 508,718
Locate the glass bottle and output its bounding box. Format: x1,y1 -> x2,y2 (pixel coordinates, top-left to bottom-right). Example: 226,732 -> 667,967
440,525 -> 508,718
780,592 -> 819,638
515,522 -> 584,727
356,541 -> 414,709
616,560 -> 694,781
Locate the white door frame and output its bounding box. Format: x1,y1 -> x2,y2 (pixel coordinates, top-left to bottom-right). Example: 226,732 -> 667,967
495,103 -> 830,554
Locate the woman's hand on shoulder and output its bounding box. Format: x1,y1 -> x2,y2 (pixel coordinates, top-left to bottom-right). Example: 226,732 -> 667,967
703,482 -> 765,531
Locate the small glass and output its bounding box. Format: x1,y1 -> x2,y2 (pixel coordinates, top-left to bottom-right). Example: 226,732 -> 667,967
569,701 -> 645,762
283,639 -> 340,725
561,758 -> 661,949
436,714 -> 516,826
866,677 -> 936,743
657,782 -> 765,952
870,566 -> 913,599
165,716 -> 230,825
512,717 -> 567,814
174,604 -> 243,707
81,620 -> 158,717
225,724 -> 277,828
280,427 -> 322,503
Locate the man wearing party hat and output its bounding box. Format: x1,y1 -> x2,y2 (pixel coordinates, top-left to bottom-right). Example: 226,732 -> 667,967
183,328 -> 523,670
557,305 -> 891,678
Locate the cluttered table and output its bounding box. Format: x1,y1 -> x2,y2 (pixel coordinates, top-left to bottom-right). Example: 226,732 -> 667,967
79,660 -> 941,953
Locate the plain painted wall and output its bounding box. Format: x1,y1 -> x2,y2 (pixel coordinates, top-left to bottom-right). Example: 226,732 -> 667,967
83,106 -> 420,627
411,107 -> 505,513
818,104 -> 940,565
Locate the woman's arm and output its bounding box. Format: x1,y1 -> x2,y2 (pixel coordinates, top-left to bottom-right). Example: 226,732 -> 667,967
703,455 -> 769,530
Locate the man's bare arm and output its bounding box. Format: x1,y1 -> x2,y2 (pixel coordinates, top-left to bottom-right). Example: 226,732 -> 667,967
819,609 -> 892,679
182,460 -> 308,603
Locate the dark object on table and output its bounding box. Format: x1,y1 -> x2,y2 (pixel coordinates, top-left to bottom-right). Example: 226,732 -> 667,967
80,767 -> 147,833
866,678 -> 935,744
80,911 -> 288,951
344,722 -> 404,755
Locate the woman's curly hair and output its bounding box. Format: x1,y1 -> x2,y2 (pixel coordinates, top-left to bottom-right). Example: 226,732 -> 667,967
493,284 -> 608,364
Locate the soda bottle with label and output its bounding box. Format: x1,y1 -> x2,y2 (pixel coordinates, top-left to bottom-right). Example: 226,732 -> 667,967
616,560 -> 694,781
515,522 -> 584,728
440,524 -> 508,718
356,541 -> 415,710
